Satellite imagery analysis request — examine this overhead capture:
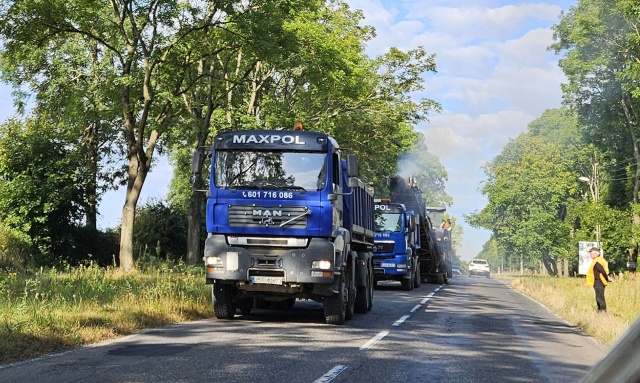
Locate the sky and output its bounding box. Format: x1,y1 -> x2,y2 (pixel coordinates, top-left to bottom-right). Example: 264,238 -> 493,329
0,0 -> 576,261
343,0 -> 576,260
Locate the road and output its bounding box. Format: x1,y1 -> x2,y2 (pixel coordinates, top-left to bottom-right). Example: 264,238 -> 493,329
0,275 -> 608,382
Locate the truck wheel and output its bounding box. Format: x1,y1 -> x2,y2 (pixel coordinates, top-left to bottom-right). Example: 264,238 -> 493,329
401,273 -> 413,291
355,260 -> 370,313
367,257 -> 374,311
237,297 -> 253,316
414,260 -> 421,288
212,282 -> 237,320
345,254 -> 356,320
324,274 -> 347,325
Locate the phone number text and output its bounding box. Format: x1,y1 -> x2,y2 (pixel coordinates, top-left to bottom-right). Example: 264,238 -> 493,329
241,191 -> 294,199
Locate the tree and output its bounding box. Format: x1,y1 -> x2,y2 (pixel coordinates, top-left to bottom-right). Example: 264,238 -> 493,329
0,117 -> 86,264
0,17 -> 122,232
551,0 -> 640,268
467,133 -> 577,275
171,2 -> 443,264
1,0 -> 315,271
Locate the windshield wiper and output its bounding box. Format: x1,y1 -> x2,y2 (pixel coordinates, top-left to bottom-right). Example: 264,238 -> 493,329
285,186 -> 307,194
229,185 -> 261,192
279,210 -> 312,227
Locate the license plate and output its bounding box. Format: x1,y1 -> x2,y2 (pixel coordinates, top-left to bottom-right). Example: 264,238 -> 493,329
251,276 -> 283,285
381,263 -> 395,268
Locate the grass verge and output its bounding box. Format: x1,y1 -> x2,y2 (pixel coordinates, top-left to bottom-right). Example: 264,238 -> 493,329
0,262 -> 211,364
503,273 -> 640,346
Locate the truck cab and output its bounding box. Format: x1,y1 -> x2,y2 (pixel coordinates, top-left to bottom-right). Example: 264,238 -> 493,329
191,128 -> 374,325
372,200 -> 421,290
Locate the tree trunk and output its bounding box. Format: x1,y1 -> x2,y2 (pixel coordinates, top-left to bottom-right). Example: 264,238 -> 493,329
118,144 -> 149,272
186,192 -> 203,265
84,122 -> 99,230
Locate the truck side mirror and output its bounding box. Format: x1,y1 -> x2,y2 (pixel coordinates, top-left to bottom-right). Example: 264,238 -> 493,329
346,154 -> 359,177
190,147 -> 206,188
408,214 -> 416,232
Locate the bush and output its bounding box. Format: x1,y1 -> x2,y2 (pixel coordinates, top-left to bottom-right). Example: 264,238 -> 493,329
134,199 -> 187,262
0,220 -> 33,268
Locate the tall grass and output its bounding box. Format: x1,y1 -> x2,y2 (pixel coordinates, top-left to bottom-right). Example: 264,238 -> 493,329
0,262 -> 211,364
508,273 -> 640,345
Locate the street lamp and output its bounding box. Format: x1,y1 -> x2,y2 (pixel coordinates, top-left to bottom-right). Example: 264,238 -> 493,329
578,173 -> 601,252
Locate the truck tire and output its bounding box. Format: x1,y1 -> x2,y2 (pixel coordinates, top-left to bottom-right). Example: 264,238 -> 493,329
414,260 -> 421,288
367,257 -> 374,311
345,253 -> 356,320
401,273 -> 413,291
324,274 -> 347,325
212,282 -> 237,320
355,258 -> 371,313
237,297 -> 253,316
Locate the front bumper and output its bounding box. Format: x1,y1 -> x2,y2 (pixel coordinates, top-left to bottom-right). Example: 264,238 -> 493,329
203,235 -> 337,285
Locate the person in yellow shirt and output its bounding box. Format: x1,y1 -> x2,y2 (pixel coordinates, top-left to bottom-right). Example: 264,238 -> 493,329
585,247 -> 609,312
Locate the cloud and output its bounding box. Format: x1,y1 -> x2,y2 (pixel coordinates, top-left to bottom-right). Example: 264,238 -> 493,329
344,0 -> 570,259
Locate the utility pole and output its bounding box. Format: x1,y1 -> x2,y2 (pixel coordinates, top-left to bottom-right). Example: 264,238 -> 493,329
579,161 -> 601,252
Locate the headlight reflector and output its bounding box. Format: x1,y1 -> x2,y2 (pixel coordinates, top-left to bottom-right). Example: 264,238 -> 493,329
312,260 -> 332,270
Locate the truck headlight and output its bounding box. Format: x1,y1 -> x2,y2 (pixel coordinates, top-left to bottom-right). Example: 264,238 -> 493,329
397,263 -> 407,269
312,260 -> 332,270
205,257 -> 223,266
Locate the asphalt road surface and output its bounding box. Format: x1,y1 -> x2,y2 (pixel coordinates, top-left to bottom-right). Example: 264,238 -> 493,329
0,275 -> 608,382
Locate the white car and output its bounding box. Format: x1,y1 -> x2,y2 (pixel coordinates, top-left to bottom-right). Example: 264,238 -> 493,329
468,259 -> 491,278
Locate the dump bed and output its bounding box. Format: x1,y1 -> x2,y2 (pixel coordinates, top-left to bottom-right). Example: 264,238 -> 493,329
342,161 -> 375,246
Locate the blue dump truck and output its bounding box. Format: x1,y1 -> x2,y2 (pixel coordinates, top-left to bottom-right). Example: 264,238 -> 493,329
190,125 -> 375,325
387,176 -> 449,284
372,199 -> 422,290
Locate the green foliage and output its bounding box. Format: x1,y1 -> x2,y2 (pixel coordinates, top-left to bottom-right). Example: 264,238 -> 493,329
0,0 -> 448,268
0,118 -> 87,263
0,220 -> 32,268
467,127 -> 579,273
134,199 -> 188,261
551,0 -> 640,251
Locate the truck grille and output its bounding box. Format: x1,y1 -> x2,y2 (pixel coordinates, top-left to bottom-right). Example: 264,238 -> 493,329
228,205 -> 309,229
372,242 -> 395,253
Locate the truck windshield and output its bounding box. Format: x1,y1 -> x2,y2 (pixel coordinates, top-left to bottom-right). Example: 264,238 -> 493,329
215,150 -> 327,191
375,213 -> 402,232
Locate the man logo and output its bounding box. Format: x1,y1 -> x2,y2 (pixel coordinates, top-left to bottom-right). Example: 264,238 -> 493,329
252,209 -> 283,217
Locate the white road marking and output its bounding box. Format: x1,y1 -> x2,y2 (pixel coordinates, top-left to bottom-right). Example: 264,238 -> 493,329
314,365 -> 347,383
410,304 -> 422,312
392,315 -> 410,326
359,331 -> 390,350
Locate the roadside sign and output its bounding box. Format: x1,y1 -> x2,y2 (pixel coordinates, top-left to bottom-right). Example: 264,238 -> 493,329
578,241 -> 599,275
